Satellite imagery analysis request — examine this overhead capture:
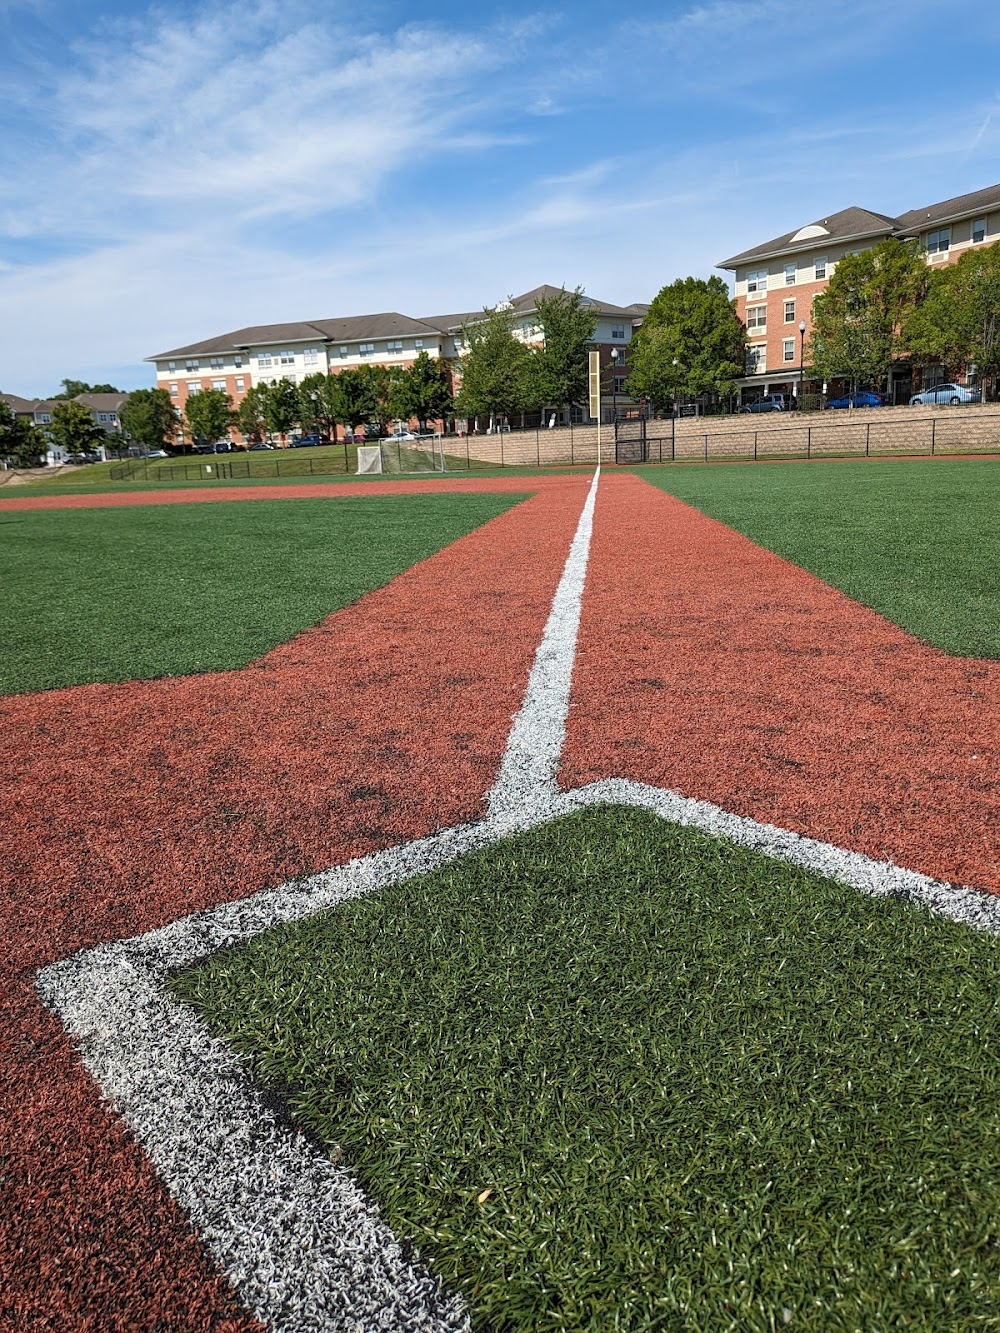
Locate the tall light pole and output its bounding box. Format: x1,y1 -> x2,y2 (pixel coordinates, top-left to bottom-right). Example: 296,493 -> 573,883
798,319 -> 807,407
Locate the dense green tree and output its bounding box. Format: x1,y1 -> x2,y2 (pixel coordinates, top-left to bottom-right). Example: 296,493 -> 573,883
903,242 -> 1000,396
530,287 -> 597,418
48,401 -> 104,455
54,378 -> 121,399
627,276 -> 746,409
119,388 -> 178,453
184,388 -> 233,447
456,303 -> 535,427
236,384 -> 269,443
0,400 -> 44,465
262,378 -> 300,446
331,365 -> 392,436
387,352 -> 454,431
809,238 -> 926,393
298,372 -> 341,443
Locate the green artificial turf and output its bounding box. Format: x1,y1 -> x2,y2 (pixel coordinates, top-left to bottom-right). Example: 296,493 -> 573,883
173,804 -> 1000,1332
0,492 -> 522,694
637,457 -> 1000,658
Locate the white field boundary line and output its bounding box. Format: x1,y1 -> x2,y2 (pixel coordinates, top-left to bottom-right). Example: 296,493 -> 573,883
35,463 -> 1000,1331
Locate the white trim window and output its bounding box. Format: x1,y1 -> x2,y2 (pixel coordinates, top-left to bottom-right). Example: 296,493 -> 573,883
209,357 -> 224,370
746,268 -> 768,294
814,257 -> 827,280
257,352 -> 273,369
784,299 -> 795,323
746,305 -> 766,332
784,263 -> 796,285
167,361 -> 176,372
303,348 -> 319,367
747,345 -> 766,374
339,346 -> 349,359
279,350 -> 295,366
783,339 -> 795,363
973,218 -> 986,244
235,377 -> 245,392
169,382 -> 178,396
211,379 -> 226,392
359,343 -> 375,357
927,228 -> 950,254
234,355 -> 244,368
414,339 -> 424,350
187,381 -> 201,394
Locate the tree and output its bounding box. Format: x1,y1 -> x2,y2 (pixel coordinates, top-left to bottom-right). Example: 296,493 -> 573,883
903,242 -> 1000,397
809,238 -> 926,393
330,365 -> 392,437
530,287 -> 597,418
0,400 -> 44,465
119,388 -> 177,453
236,385 -> 269,443
387,352 -> 454,431
54,378 -> 121,399
48,401 -> 103,455
298,372 -> 341,443
627,276 -> 746,410
262,378 -> 299,446
455,303 -> 535,427
184,388 -> 233,447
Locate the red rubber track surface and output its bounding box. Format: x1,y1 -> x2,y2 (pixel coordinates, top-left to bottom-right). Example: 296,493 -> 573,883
561,471 -> 1000,893
1,474 -> 588,1331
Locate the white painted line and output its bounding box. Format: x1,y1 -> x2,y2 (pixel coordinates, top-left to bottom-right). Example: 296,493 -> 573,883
35,463 -> 1000,1331
486,464 -> 599,823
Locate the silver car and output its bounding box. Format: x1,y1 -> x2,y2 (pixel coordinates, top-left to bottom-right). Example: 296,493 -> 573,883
909,382 -> 981,405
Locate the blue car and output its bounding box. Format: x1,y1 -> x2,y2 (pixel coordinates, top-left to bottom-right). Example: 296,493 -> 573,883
909,382 -> 981,405
825,390 -> 886,409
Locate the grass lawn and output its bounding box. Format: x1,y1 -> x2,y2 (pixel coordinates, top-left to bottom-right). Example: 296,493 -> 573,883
0,492 -> 522,694
173,804 -> 1000,1333
637,457 -> 1000,658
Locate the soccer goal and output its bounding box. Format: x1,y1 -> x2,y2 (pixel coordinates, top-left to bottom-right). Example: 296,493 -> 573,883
355,438 -> 448,475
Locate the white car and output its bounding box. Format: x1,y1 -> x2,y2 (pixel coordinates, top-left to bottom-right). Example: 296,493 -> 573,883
382,430 -> 416,442
909,383 -> 981,406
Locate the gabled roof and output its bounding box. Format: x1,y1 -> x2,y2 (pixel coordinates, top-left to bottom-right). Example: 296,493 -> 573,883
894,182 -> 1000,234
149,313 -> 445,361
75,393 -> 128,411
1,393 -> 39,414
718,206 -> 899,269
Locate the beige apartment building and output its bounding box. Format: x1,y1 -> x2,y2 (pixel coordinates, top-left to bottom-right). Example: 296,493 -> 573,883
147,286 -> 647,439
719,182 -> 1000,406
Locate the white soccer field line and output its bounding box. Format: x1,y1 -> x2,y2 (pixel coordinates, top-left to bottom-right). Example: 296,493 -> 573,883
36,465 -> 1000,1332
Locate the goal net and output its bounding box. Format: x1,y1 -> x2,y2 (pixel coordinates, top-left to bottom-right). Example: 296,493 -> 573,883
356,445 -> 383,474
356,439 -> 447,474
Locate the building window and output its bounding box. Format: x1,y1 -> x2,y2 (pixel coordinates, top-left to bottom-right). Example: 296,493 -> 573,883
185,359 -> 199,372
973,218 -> 986,244
815,257 -> 827,280
209,356 -> 224,369
747,345 -> 766,374
97,413 -> 110,424
211,379 -> 226,391
784,263 -> 796,285
40,413 -> 51,423
187,381 -> 200,394
386,340 -> 403,355
746,269 -> 767,294
339,345 -> 348,358
611,325 -> 626,340
414,339 -> 424,350
784,299 -> 795,323
235,377 -> 245,392
234,355 -> 243,368
783,339 -> 795,363
169,382 -> 178,396
746,305 -> 766,331
303,347 -> 319,367
279,350 -> 295,366
927,228 -> 950,254
257,353 -> 273,369
925,364 -> 945,388
167,361 -> 176,372
967,362 -> 979,385
614,375 -> 628,394
359,343 -> 375,357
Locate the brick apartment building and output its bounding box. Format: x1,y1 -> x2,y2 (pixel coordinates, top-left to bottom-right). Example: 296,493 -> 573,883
719,182 -> 1000,406
147,286 -> 647,442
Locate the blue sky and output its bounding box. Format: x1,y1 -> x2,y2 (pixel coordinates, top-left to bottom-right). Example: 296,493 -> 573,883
3,0 -> 1000,397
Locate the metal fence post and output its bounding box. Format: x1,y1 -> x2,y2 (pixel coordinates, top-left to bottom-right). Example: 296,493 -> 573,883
931,418 -> 936,455
866,424 -> 870,456
704,433 -> 708,462
754,431 -> 758,460
807,426 -> 812,458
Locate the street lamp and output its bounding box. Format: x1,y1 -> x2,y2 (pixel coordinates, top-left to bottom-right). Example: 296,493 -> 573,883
610,346 -> 621,427
798,319 -> 807,406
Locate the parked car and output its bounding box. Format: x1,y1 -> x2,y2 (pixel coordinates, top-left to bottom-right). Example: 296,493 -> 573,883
825,390 -> 886,410
248,442 -> 276,451
909,383 -> 981,406
383,430 -> 416,442
146,449 -> 170,458
291,433 -> 323,448
741,396 -> 786,413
